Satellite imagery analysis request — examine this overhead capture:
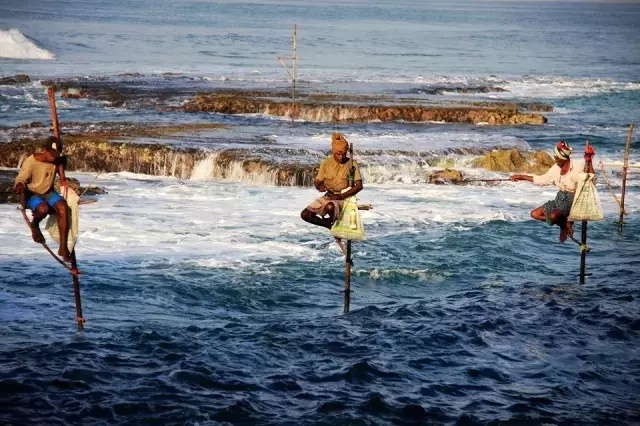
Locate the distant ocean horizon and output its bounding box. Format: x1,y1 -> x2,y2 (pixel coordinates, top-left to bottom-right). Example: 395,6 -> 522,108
1,1 -> 640,424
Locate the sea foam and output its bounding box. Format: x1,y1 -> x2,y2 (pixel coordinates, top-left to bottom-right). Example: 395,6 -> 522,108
0,29 -> 55,60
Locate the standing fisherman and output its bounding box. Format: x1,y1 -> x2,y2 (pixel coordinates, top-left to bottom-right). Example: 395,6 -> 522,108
300,133 -> 363,229
14,136 -> 72,262
509,140 -> 595,243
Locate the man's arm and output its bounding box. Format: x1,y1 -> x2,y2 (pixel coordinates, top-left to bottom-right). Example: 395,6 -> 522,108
327,160 -> 363,199
314,159 -> 327,192
509,174 -> 533,182
13,158 -> 32,193
331,180 -> 362,199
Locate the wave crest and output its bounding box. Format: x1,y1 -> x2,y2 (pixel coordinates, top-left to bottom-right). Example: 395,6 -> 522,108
0,29 -> 55,60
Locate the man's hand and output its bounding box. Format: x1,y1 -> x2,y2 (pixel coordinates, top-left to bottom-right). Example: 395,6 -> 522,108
326,193 -> 343,201
315,180 -> 327,192
14,182 -> 25,194
509,175 -> 520,182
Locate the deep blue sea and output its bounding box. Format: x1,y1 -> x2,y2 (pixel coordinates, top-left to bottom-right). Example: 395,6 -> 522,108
1,1 -> 640,424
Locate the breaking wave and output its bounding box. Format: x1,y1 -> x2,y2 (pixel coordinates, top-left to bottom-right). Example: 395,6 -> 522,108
0,29 -> 55,60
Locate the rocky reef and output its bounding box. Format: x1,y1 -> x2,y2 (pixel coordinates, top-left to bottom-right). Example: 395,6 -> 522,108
0,74 -> 31,85
40,78 -> 551,125
182,91 -> 548,125
471,148 -> 554,174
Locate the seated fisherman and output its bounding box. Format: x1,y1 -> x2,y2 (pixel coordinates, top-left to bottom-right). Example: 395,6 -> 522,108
300,133 -> 363,229
14,136 -> 72,262
509,140 -> 595,243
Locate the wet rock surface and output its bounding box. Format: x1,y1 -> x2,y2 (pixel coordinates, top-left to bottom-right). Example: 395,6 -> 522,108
39,78 -> 552,125
471,148 -> 554,174
0,74 -> 31,85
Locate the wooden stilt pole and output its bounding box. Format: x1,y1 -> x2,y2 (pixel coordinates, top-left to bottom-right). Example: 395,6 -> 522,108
579,221 -> 588,284
71,251 -> 84,330
618,123 -> 634,232
344,240 -> 352,313
47,87 -> 61,149
578,140 -> 595,284
48,87 -> 84,330
292,24 -> 297,122
278,24 -> 297,123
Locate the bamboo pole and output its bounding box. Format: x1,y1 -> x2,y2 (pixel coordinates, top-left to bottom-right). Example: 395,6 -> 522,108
579,140 -> 593,284
343,141 -> 356,313
47,87 -> 61,150
579,220 -> 588,284
344,241 -> 352,313
618,123 -> 634,232
292,24 -> 297,122
71,251 -> 85,330
277,24 -> 297,123
48,87 -> 84,330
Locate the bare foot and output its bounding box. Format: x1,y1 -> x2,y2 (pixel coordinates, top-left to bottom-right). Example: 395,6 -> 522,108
30,226 -> 45,243
58,248 -> 72,263
566,222 -> 574,238
559,227 -> 568,243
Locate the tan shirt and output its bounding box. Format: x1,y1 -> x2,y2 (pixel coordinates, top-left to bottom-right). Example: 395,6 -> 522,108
533,159 -> 584,192
316,155 -> 362,193
14,155 -> 56,195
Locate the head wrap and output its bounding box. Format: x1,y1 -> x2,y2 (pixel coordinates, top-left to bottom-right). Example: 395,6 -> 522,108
553,140 -> 572,160
331,133 -> 349,154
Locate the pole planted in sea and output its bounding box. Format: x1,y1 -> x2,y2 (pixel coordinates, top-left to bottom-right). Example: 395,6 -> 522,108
48,87 -> 85,330
618,123 -> 634,232
344,240 -> 352,313
579,140 -> 593,284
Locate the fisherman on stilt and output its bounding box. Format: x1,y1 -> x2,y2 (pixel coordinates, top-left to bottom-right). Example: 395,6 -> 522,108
509,140 -> 595,243
14,136 -> 72,262
300,133 -> 363,235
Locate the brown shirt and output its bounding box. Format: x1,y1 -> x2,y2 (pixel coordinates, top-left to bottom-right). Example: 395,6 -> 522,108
316,155 -> 362,193
14,155 -> 56,195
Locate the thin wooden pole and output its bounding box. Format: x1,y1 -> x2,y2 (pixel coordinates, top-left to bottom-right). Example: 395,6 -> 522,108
579,140 -> 593,284
292,24 -> 297,122
47,87 -> 61,149
618,123 -> 634,232
48,87 -> 84,330
71,251 -> 85,330
344,240 -> 352,313
278,24 -> 297,123
579,221 -> 588,284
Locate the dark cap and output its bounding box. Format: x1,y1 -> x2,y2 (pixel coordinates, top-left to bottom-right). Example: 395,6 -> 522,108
43,136 -> 62,155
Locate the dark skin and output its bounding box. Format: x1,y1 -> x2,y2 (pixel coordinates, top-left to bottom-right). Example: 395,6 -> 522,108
300,147 -> 363,229
14,148 -> 72,262
510,155 -> 595,243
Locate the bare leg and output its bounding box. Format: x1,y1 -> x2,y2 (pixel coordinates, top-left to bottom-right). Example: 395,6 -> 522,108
300,208 -> 332,229
53,199 -> 72,262
531,206 -> 572,243
548,210 -> 570,243
30,203 -> 49,243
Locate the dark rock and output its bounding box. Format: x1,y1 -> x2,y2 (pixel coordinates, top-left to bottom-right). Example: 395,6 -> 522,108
428,169 -> 465,184
471,148 -> 554,174
0,74 -> 31,85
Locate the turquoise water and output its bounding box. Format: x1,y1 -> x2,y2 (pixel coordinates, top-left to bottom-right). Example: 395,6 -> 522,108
1,1 -> 640,424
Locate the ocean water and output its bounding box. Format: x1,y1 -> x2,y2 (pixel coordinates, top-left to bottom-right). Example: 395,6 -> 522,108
1,1 -> 640,424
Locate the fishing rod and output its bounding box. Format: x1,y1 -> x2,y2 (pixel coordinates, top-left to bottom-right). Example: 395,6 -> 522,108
457,178 -> 511,184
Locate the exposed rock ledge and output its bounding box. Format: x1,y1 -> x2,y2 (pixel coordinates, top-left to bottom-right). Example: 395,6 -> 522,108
183,92 -> 548,125
40,79 -> 550,125
471,148 -> 554,175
